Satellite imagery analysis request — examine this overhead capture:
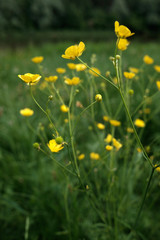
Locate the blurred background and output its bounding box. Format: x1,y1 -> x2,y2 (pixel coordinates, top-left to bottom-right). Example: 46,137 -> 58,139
0,0 -> 160,45
1,1 -> 160,240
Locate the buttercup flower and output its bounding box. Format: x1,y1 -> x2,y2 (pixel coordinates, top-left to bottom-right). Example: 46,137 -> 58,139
90,152 -> 100,160
113,138 -> 122,151
103,116 -> 110,122
18,73 -> 41,85
97,123 -> 105,130
115,21 -> 134,38
64,77 -> 81,86
134,119 -> 145,128
78,154 -> 85,160
124,72 -> 135,79
110,119 -> 121,127
143,55 -> 154,64
75,63 -> 87,71
20,108 -> 34,117
118,38 -> 129,51
56,68 -> 66,74
105,145 -> 113,151
47,139 -> 64,153
45,76 -> 58,82
31,56 -> 44,64
62,41 -> 85,60
89,67 -> 101,77
127,127 -> 134,133
156,81 -> 160,90
60,104 -> 69,113
95,94 -> 102,102
67,63 -> 76,70
129,67 -> 139,73
104,134 -> 113,143
155,164 -> 160,173
154,65 -> 160,72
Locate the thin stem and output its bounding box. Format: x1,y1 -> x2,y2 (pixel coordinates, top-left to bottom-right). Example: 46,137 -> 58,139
72,100 -> 97,134
39,147 -> 76,176
134,167 -> 155,229
77,57 -> 118,90
68,86 -> 80,178
29,85 -> 58,136
118,89 -> 153,168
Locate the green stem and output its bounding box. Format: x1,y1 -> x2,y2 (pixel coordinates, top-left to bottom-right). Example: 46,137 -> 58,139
134,167 -> 155,229
68,86 -> 80,178
118,89 -> 153,168
40,148 -> 76,176
72,100 -> 97,134
77,57 -> 118,90
29,85 -> 58,136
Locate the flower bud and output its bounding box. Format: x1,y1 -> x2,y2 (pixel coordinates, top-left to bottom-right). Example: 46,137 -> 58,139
95,94 -> 102,102
48,95 -> 53,101
128,89 -> 134,95
33,142 -> 40,149
55,136 -> 64,144
116,55 -> 121,60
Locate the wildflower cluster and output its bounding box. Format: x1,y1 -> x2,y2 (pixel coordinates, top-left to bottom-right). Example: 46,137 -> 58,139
18,20 -> 160,237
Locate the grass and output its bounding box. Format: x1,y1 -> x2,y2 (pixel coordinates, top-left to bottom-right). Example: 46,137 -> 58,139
1,40 -> 160,240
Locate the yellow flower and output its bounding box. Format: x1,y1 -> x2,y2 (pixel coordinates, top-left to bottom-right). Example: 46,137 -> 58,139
56,68 -> 66,74
64,77 -> 81,86
60,104 -> 69,113
155,164 -> 160,173
123,72 -> 135,79
129,67 -> 139,73
75,63 -> 87,71
20,108 -> 34,117
18,73 -> 41,85
104,134 -> 112,143
64,118 -> 69,123
31,56 -> 44,64
47,139 -> 64,153
67,63 -> 76,70
113,138 -> 122,151
45,76 -> 58,82
103,116 -> 110,122
126,127 -> 134,133
90,152 -> 100,160
154,65 -> 160,72
95,94 -> 102,102
143,55 -> 154,64
118,38 -> 129,51
137,147 -> 142,153
62,41 -> 85,60
134,119 -> 145,128
89,67 -> 101,77
115,21 -> 135,38
78,154 -> 85,160
156,81 -> 160,90
105,145 -> 113,151
109,119 -> 121,127
97,123 -> 105,130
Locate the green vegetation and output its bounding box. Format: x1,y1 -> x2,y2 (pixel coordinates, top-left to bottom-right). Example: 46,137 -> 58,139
1,40 -> 160,240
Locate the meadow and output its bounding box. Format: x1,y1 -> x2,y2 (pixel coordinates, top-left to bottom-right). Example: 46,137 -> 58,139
1,33 -> 160,240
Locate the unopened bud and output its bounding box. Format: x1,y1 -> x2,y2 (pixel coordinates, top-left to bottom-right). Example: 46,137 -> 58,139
128,89 -> 134,95
95,94 -> 102,102
48,95 -> 53,101
33,142 -> 40,149
55,136 -> 64,144
116,55 -> 120,60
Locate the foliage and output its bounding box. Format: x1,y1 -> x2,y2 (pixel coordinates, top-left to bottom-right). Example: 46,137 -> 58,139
1,37 -> 160,239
